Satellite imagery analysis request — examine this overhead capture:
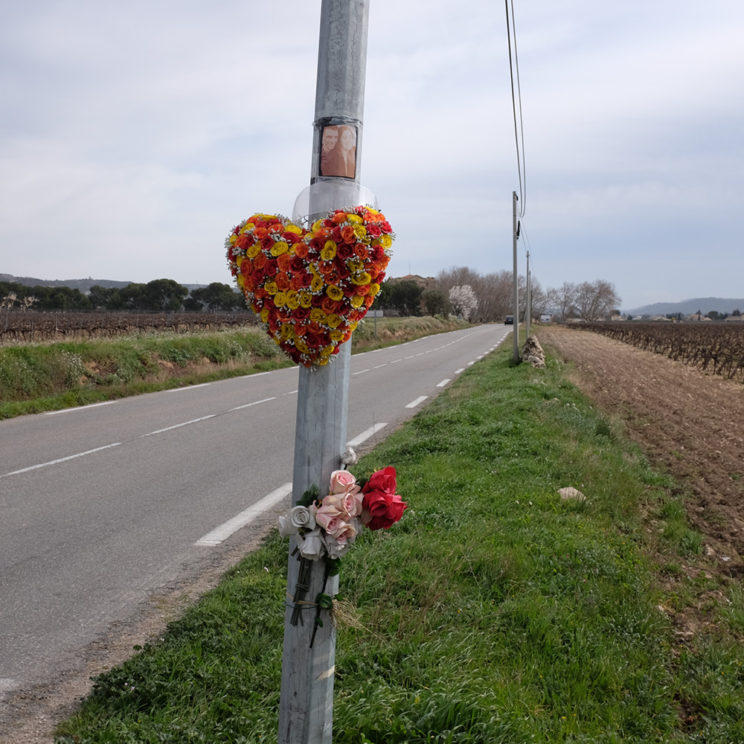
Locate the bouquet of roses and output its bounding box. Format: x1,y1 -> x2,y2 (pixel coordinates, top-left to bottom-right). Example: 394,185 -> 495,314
279,466 -> 407,560
279,466 -> 407,635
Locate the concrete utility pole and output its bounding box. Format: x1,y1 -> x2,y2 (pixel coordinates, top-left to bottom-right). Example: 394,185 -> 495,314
512,191 -> 520,362
279,2 -> 370,743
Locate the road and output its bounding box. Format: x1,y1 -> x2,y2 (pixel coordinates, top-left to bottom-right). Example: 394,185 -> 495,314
0,324 -> 509,718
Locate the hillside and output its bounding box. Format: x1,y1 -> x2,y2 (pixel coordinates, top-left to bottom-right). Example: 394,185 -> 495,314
627,297 -> 744,316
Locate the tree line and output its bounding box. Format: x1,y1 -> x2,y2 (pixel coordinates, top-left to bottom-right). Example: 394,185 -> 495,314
0,279 -> 244,313
1,271 -> 621,322
375,270 -> 621,323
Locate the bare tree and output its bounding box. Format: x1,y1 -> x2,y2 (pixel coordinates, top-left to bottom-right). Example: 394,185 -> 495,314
573,280 -> 621,320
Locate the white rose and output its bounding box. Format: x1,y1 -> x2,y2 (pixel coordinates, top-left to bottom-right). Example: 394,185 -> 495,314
278,506 -> 316,537
323,533 -> 351,560
299,528 -> 325,560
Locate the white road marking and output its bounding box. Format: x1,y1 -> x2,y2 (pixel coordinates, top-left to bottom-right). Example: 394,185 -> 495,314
455,368 -> 465,374
347,423 -> 387,448
166,382 -> 212,392
405,395 -> 428,409
229,396 -> 276,412
45,401 -> 116,415
353,368 -> 370,376
436,379 -> 451,387
195,482 -> 292,546
141,415 -> 216,438
1,442 -> 122,479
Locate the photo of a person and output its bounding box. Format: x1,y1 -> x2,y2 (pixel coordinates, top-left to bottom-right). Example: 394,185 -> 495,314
319,124 -> 357,179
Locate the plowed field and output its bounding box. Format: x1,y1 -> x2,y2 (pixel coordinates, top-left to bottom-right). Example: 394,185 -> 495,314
540,326 -> 744,573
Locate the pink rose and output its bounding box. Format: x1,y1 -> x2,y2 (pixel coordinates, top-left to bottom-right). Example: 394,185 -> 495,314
329,469 -> 357,494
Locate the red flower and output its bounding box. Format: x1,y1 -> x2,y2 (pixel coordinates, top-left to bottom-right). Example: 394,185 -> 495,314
361,466 -> 407,530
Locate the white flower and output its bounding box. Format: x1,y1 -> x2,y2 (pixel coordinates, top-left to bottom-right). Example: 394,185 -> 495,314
341,446 -> 358,466
323,533 -> 351,560
299,528 -> 325,560
278,505 -> 316,537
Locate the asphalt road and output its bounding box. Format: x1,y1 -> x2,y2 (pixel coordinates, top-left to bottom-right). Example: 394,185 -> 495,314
0,324 -> 510,710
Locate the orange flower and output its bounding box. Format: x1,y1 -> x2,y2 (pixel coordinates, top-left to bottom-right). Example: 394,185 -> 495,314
341,225 -> 356,243
332,211 -> 347,224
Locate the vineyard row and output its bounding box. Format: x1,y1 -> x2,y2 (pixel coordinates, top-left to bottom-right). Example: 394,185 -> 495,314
579,322 -> 744,382
0,310 -> 258,344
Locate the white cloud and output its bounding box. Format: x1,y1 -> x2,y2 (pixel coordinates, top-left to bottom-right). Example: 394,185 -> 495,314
1,0 -> 743,308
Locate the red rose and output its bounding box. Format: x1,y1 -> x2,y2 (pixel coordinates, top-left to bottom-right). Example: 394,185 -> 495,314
361,466 -> 407,530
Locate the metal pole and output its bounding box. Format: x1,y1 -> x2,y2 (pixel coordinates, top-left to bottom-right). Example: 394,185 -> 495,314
512,191 -> 520,362
525,249 -> 531,338
279,3 -> 369,743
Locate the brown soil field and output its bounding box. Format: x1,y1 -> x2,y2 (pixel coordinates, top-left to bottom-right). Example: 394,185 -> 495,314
540,326 -> 744,574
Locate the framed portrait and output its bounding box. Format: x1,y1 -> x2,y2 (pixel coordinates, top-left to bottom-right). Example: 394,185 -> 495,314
319,124 -> 357,179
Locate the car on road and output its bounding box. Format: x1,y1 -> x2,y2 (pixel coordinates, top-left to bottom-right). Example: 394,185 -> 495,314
504,315 -> 514,325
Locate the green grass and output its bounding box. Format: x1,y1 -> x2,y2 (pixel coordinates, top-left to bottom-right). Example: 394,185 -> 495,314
0,316 -> 466,419
54,345 -> 744,743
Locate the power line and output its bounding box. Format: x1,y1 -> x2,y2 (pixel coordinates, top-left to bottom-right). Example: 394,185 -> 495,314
505,0 -> 526,219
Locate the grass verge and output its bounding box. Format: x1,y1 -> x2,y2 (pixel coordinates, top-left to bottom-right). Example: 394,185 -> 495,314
55,345 -> 744,742
0,316 -> 466,420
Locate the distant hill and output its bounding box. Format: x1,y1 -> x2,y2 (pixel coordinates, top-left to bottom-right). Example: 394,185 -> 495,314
627,297 -> 744,317
0,274 -> 206,293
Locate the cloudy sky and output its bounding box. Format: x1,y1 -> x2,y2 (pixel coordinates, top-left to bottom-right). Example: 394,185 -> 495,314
1,0 -> 742,311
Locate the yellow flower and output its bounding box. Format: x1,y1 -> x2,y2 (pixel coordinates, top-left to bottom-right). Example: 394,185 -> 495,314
348,258 -> 364,272
345,213 -> 363,224
353,224 -> 367,239
285,224 -> 303,235
310,275 -> 324,294
274,291 -> 288,307
299,290 -> 313,309
260,307 -> 270,323
236,256 -> 244,270
310,308 -> 325,323
295,339 -> 309,354
350,295 -> 364,308
280,324 -> 293,341
351,272 -> 371,286
326,285 -> 343,301
229,234 -> 237,245
286,291 -> 300,310
246,243 -> 261,259
270,240 -> 289,257
242,222 -> 256,232
264,281 -> 279,295
380,234 -> 392,249
329,330 -> 344,341
311,219 -> 323,232
321,240 -> 337,261
326,313 -> 342,329
348,321 -> 358,333
369,282 -> 380,296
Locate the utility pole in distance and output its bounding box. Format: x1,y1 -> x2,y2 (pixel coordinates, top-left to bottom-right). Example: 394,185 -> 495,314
512,191 -> 520,362
278,2 -> 370,743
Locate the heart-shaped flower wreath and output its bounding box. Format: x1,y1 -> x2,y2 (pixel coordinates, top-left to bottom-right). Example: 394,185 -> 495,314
226,206 -> 394,367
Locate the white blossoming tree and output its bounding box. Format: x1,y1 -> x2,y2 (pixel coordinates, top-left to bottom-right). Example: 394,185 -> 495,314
449,284 -> 478,320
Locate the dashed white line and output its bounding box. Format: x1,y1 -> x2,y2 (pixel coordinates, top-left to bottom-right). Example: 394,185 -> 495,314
45,401 -> 116,415
229,396 -> 276,412
436,379 -> 451,388
455,368 -> 465,374
141,415 -> 216,438
195,482 -> 292,546
373,363 -> 387,369
166,382 -> 212,393
347,423 -> 387,448
405,395 -> 428,409
1,442 -> 122,479
353,368 -> 370,376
